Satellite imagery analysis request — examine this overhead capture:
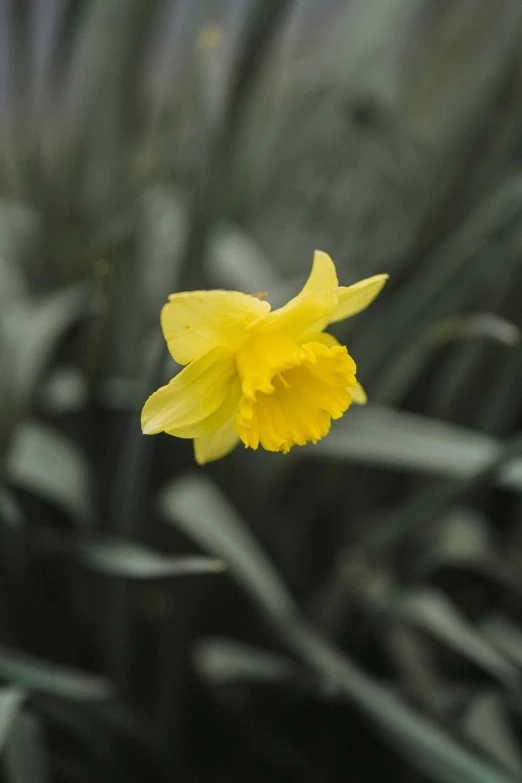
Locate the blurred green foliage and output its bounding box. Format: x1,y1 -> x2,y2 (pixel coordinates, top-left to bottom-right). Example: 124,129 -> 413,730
1,1 -> 522,781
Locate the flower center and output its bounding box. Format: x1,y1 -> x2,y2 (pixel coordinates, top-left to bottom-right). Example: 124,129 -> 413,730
235,340 -> 357,453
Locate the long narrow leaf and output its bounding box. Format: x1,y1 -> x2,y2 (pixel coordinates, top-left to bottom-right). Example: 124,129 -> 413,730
0,646 -> 115,701
159,474 -> 517,783
312,404 -> 522,492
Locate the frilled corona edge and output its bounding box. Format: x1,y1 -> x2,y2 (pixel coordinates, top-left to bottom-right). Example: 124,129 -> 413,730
141,251 -> 388,464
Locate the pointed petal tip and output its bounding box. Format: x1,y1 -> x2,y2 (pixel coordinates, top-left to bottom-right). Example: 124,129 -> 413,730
141,419 -> 157,435
312,249 -> 335,267
141,402 -> 157,435
329,272 -> 389,324
350,382 -> 368,405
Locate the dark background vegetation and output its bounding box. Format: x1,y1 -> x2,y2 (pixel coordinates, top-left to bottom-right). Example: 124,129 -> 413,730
1,0 -> 522,781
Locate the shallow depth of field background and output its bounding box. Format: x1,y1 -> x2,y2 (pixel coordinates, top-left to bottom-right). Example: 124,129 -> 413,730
2,1 -> 522,781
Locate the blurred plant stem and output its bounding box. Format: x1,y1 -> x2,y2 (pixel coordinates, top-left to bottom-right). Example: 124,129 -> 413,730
180,0 -> 291,290
106,0 -> 291,720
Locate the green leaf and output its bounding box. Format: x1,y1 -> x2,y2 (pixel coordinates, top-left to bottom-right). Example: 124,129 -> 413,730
377,314 -> 520,404
312,404 -> 522,491
40,366 -> 88,415
137,185 -> 187,315
0,645 -> 115,701
4,712 -> 49,783
193,637 -> 296,686
461,693 -> 522,775
285,622 -> 519,783
159,476 -> 516,783
430,313 -> 520,346
0,284 -> 89,439
480,616 -> 522,668
417,508 -> 493,572
0,255 -> 26,308
43,534 -> 225,579
385,589 -> 518,688
5,421 -> 94,526
159,473 -> 298,623
0,202 -> 36,305
0,688 -> 25,755
208,223 -> 284,298
78,540 -> 224,579
50,0 -> 145,211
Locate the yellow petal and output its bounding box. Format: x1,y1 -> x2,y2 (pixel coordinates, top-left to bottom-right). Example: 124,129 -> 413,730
258,250 -> 338,338
350,381 -> 367,405
298,331 -> 340,347
329,274 -> 388,324
299,332 -> 366,403
235,341 -> 357,453
194,416 -> 240,465
161,290 -> 270,365
141,346 -> 236,437
236,330 -> 311,399
170,374 -> 241,439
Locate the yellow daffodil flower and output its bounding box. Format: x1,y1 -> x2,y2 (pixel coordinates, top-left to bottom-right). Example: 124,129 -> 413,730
141,251 -> 387,464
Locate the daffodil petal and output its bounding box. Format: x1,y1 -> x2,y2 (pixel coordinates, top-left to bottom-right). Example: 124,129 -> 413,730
300,332 -> 366,402
350,381 -> 367,405
258,250 -> 338,338
141,346 -> 236,436
235,341 -> 357,453
161,290 -> 270,365
298,331 -> 340,347
236,330 -> 311,399
329,274 -> 388,324
169,374 -> 242,439
194,417 -> 241,465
